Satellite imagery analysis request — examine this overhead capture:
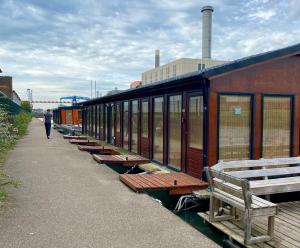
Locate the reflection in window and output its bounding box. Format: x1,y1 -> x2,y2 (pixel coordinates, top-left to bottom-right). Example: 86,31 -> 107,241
110,104 -> 114,145
97,105 -> 101,139
123,102 -> 129,149
131,100 -> 138,153
141,100 -> 149,138
262,96 -> 292,158
168,95 -> 182,169
100,105 -> 104,140
89,106 -> 93,136
116,103 -> 121,133
94,105 -> 98,138
153,97 -> 164,163
219,95 -> 251,161
104,105 -> 109,141
188,96 -> 203,149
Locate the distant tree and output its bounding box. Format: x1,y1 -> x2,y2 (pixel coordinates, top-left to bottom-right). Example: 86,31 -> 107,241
21,101 -> 32,113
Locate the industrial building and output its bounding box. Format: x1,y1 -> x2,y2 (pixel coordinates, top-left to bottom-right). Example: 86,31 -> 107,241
81,43 -> 300,179
141,6 -> 226,85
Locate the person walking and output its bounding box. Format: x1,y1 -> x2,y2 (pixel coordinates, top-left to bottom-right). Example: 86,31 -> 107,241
44,109 -> 52,139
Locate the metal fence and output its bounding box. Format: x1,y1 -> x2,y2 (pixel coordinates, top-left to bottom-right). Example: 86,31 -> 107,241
0,97 -> 23,114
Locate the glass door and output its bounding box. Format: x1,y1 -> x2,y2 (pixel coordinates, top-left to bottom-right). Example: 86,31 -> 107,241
185,93 -> 204,178
141,99 -> 150,158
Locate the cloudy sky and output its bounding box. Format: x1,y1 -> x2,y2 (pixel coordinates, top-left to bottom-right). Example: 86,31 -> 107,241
0,0 -> 299,108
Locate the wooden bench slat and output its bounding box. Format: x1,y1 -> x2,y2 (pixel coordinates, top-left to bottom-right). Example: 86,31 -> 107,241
214,157 -> 300,171
227,166 -> 300,179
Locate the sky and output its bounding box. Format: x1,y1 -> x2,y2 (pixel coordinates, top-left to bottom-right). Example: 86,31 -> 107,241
0,0 -> 299,109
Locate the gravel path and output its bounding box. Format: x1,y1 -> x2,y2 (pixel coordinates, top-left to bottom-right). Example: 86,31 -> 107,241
0,119 -> 219,248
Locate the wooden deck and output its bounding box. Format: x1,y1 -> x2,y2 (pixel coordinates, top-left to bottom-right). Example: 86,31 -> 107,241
120,172 -> 208,195
200,201 -> 300,248
93,154 -> 149,167
69,139 -> 98,145
63,135 -> 88,140
78,145 -> 120,155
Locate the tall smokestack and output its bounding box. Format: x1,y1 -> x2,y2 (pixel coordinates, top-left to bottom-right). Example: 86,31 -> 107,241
155,49 -> 160,68
201,6 -> 214,59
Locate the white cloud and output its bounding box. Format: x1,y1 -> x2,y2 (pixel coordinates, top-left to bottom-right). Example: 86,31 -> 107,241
249,9 -> 276,21
0,0 -> 299,109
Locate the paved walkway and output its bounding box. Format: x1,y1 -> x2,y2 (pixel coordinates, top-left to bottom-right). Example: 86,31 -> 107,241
0,119 -> 219,248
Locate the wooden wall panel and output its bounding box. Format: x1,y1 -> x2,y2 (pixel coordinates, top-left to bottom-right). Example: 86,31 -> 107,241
208,55 -> 300,166
186,148 -> 203,178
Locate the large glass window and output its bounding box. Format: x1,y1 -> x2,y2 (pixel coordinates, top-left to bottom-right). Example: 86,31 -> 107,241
153,97 -> 164,163
116,103 -> 121,133
89,106 -> 93,136
123,101 -> 129,149
219,95 -> 252,161
141,100 -> 149,138
168,95 -> 182,169
262,96 -> 292,158
188,96 -> 203,149
131,100 -> 138,153
97,105 -> 101,139
110,104 -> 114,144
93,105 -> 97,138
104,105 -> 109,141
100,105 -> 104,140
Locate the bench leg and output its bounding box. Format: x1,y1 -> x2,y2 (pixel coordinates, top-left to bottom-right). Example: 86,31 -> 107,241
209,195 -> 215,222
268,216 -> 275,238
244,210 -> 252,244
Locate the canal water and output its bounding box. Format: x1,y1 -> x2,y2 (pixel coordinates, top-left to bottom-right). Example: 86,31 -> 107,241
147,191 -> 225,246
104,163 -> 225,246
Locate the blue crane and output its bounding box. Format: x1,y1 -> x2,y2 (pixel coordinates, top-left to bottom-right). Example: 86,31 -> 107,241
60,96 -> 90,105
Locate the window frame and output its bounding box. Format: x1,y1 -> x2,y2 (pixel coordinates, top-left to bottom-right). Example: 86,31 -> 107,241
130,98 -> 139,153
217,92 -> 254,161
260,93 -> 294,158
152,95 -> 165,165
166,93 -> 183,171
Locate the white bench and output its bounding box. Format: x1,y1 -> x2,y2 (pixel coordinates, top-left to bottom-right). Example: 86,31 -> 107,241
206,167 -> 278,245
213,158 -> 300,195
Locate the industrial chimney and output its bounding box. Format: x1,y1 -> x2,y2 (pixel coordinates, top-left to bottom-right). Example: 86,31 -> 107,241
155,49 -> 160,68
201,6 -> 214,59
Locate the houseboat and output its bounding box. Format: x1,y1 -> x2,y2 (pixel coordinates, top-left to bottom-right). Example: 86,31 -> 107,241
53,105 -> 82,126
81,43 -> 300,179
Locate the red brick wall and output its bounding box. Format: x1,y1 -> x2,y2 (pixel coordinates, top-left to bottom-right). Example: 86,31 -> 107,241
0,76 -> 12,98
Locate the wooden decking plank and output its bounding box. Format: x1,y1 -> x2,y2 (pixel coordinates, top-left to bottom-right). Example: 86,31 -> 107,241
120,174 -> 149,190
119,175 -> 142,192
253,221 -> 300,247
150,174 -> 176,187
252,222 -> 297,248
137,174 -> 170,189
132,174 -> 165,189
145,174 -> 174,188
119,172 -> 206,194
130,174 -> 163,189
163,173 -> 204,187
161,173 -> 191,186
255,216 -> 300,243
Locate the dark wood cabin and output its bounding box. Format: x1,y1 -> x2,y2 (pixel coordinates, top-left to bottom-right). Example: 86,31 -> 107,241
81,43 -> 300,179
53,106 -> 82,125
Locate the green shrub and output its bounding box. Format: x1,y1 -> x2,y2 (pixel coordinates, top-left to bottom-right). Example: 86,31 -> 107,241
0,105 -> 30,204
